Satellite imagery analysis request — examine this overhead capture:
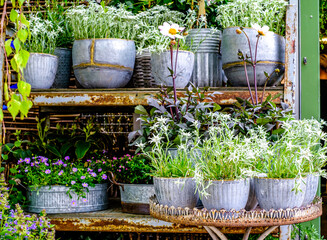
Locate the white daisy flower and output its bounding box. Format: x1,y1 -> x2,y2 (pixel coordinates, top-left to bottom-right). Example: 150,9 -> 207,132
158,22 -> 184,39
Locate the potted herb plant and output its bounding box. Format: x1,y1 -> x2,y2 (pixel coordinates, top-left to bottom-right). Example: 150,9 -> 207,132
66,2 -> 137,88
18,155 -> 110,214
253,119 -> 327,210
109,154 -> 154,214
217,0 -> 288,86
137,124 -> 198,208
24,14 -> 61,89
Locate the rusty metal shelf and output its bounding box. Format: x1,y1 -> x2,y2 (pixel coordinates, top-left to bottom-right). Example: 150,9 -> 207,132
30,87 -> 283,107
46,206 -> 278,234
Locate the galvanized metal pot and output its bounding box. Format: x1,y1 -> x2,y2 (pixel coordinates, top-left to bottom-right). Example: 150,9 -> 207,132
254,178 -> 306,210
302,174 -> 319,207
51,48 -> 72,88
221,27 -> 285,86
120,184 -> 154,214
27,183 -> 109,214
24,53 -> 58,89
154,177 -> 198,208
151,50 -> 194,88
201,179 -> 250,211
186,28 -> 222,87
72,38 -> 135,88
245,174 -> 267,211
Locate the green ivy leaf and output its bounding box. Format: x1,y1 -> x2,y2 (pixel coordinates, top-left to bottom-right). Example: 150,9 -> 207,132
19,13 -> 30,27
0,109 -> 3,122
20,49 -> 30,68
75,140 -> 91,159
9,9 -> 18,22
13,38 -> 21,51
4,39 -> 12,56
20,100 -> 33,117
18,81 -> 31,98
14,140 -> 21,147
135,105 -> 148,115
17,29 -> 28,43
10,58 -> 18,72
9,168 -> 18,174
7,98 -> 21,120
0,167 -> 4,172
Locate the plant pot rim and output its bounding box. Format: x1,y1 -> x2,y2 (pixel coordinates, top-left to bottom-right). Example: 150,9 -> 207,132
152,50 -> 194,55
120,183 -> 154,186
254,176 -> 307,180
154,176 -> 194,179
29,52 -> 58,58
223,26 -> 284,38
205,178 -> 249,182
74,38 -> 135,42
27,183 -> 107,190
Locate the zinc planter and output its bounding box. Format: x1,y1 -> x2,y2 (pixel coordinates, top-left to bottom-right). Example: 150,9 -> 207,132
72,38 -> 135,88
120,184 -> 155,214
26,183 -> 109,214
302,174 -> 319,207
154,177 -> 198,208
51,48 -> 72,88
186,28 -> 223,87
254,178 -> 306,210
151,50 -> 194,88
221,27 -> 285,87
24,53 -> 58,89
201,179 -> 250,211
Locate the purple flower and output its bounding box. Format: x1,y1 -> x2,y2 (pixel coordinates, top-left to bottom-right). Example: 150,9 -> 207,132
87,168 -> 93,172
72,168 -> 78,173
45,163 -> 49,166
82,198 -> 88,203
25,158 -> 31,164
64,156 -> 70,160
102,174 -> 107,180
63,164 -> 67,167
71,181 -> 76,185
82,183 -> 88,188
31,163 -> 35,167
90,172 -> 97,177
98,168 -> 102,172
80,176 -> 85,180
113,157 -> 117,160
58,160 -> 63,165
18,159 -> 23,164
58,170 -> 63,176
45,169 -> 51,174
71,200 -> 77,206
24,169 -> 28,173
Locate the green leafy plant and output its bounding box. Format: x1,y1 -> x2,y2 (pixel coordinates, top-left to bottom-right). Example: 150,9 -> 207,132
292,223 -> 326,240
109,154 -> 153,184
216,0 -> 288,35
1,1 -> 32,121
17,155 -> 110,199
0,174 -> 55,239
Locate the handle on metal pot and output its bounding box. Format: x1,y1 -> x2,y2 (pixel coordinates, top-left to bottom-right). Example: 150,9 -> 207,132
108,171 -> 124,191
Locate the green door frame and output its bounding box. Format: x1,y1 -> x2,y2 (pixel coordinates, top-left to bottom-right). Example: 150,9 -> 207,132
300,0 -> 320,234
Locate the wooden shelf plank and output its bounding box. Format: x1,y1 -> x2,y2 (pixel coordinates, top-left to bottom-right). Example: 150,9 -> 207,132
30,87 -> 283,107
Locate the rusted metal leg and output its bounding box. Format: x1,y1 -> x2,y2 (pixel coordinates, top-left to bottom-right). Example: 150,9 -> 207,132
242,227 -> 252,240
279,225 -> 292,240
204,226 -> 220,240
208,226 -> 228,240
257,226 -> 279,240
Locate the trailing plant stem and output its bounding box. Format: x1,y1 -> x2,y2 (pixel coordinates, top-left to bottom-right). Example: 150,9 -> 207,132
243,61 -> 255,105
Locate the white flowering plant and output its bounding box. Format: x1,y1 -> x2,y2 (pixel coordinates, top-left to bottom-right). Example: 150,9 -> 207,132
216,0 -> 288,35
136,117 -> 199,178
25,14 -> 62,54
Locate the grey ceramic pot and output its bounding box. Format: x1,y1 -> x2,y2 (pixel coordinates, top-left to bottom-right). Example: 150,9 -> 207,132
186,28 -> 222,87
120,184 -> 155,214
51,48 -> 72,88
254,178 -> 306,210
24,53 -> 58,89
302,174 -> 319,207
201,179 -> 250,211
154,177 -> 198,208
72,38 -> 135,88
221,27 -> 285,87
27,183 -> 109,214
151,50 -> 194,88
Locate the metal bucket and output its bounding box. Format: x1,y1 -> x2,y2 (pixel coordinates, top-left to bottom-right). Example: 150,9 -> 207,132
186,28 -> 222,87
154,177 -> 198,208
221,27 -> 285,87
254,178 -> 306,210
201,179 -> 250,211
120,184 -> 154,214
26,183 -> 109,214
151,50 -> 194,88
24,53 -> 58,89
51,48 -> 72,88
302,174 -> 319,207
72,38 -> 135,88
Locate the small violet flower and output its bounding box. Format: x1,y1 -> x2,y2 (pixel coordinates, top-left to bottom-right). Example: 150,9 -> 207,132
72,168 -> 78,173
64,156 -> 70,160
81,176 -> 86,180
82,183 -> 88,188
58,170 -> 64,176
102,174 -> 107,180
45,169 -> 51,174
71,181 -> 76,185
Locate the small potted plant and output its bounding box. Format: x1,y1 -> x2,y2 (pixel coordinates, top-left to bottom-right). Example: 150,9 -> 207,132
253,119 -> 327,210
109,154 -> 154,214
137,124 -> 199,208
18,155 -> 110,214
216,0 -> 288,86
66,2 -> 137,88
0,174 -> 55,239
24,14 -> 61,89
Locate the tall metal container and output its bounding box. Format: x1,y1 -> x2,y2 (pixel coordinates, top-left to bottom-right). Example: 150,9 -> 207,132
186,28 -> 222,87
51,48 -> 72,88
27,183 -> 109,214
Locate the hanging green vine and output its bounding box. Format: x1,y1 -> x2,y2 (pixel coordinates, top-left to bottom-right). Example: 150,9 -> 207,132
1,0 -> 32,122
